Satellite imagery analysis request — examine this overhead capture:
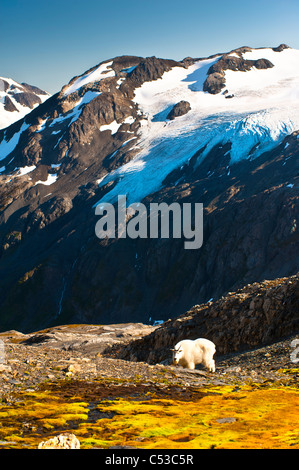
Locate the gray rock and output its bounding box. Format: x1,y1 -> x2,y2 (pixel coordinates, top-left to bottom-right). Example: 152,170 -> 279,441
203,72 -> 226,94
216,417 -> 236,424
166,101 -> 191,120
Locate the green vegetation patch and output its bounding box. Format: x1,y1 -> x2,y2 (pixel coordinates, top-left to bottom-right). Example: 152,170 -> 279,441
0,379 -> 298,449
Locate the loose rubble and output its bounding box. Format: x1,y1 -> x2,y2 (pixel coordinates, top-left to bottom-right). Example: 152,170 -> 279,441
0,322 -> 297,398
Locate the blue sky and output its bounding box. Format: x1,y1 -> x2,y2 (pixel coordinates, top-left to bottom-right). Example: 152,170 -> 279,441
1,0 -> 299,94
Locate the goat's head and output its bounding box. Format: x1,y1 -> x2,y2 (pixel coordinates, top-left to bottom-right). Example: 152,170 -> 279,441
171,345 -> 184,365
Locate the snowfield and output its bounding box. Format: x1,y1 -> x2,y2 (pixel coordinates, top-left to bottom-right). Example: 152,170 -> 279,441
96,47 -> 299,205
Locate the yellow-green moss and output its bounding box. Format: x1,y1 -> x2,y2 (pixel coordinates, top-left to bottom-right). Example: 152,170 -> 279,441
0,381 -> 298,449
277,368 -> 299,375
77,386 -> 299,449
0,389 -> 88,448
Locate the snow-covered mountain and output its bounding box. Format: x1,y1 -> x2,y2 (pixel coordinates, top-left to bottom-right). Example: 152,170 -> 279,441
96,44 -> 299,204
0,77 -> 50,129
0,44 -> 298,332
1,44 -> 298,201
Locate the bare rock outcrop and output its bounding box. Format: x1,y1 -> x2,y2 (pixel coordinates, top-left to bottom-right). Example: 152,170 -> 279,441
167,101 -> 191,120
203,51 -> 274,94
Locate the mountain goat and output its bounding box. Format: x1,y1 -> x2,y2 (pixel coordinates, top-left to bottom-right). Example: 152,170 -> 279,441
172,338 -> 216,372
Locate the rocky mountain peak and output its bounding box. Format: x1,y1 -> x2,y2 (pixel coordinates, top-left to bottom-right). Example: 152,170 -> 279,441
0,77 -> 50,130
0,44 -> 298,333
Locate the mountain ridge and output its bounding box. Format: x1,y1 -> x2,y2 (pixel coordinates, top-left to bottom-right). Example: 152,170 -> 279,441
105,271 -> 299,363
0,76 -> 50,130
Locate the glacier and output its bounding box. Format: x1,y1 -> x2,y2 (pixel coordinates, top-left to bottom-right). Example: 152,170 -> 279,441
95,47 -> 299,205
66,48 -> 299,203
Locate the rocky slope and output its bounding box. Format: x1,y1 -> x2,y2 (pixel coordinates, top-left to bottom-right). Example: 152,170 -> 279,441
0,77 -> 50,129
0,317 -> 297,399
105,273 -> 299,364
0,44 -> 298,332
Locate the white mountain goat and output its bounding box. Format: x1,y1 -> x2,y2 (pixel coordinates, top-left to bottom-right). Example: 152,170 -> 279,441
171,338 -> 216,372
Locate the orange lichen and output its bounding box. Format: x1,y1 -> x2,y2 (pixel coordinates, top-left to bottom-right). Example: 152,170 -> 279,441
77,386 -> 299,449
0,390 -> 88,447
0,381 -> 298,449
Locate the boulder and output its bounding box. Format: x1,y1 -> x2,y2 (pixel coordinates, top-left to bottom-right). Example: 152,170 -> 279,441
254,58 -> 274,69
167,101 -> 191,120
38,433 -> 80,449
203,72 -> 226,94
272,44 -> 290,52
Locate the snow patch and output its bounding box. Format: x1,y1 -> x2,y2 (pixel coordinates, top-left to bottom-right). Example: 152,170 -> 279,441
16,165 -> 36,176
37,118 -> 48,132
226,52 -> 241,59
35,174 -> 58,186
123,116 -> 135,125
0,122 -> 30,161
99,121 -> 121,135
116,78 -> 125,88
100,115 -> 136,135
121,66 -> 137,74
64,61 -> 114,96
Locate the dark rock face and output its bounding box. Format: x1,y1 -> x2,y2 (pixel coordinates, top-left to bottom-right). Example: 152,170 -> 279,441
208,55 -> 274,75
1,127 -> 298,333
254,58 -> 274,69
0,79 -> 10,92
208,56 -> 252,74
203,52 -> 274,94
110,273 -> 299,363
120,56 -> 183,98
4,95 -> 18,112
21,82 -> 49,95
167,101 -> 191,120
13,91 -> 42,109
273,44 -> 290,52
